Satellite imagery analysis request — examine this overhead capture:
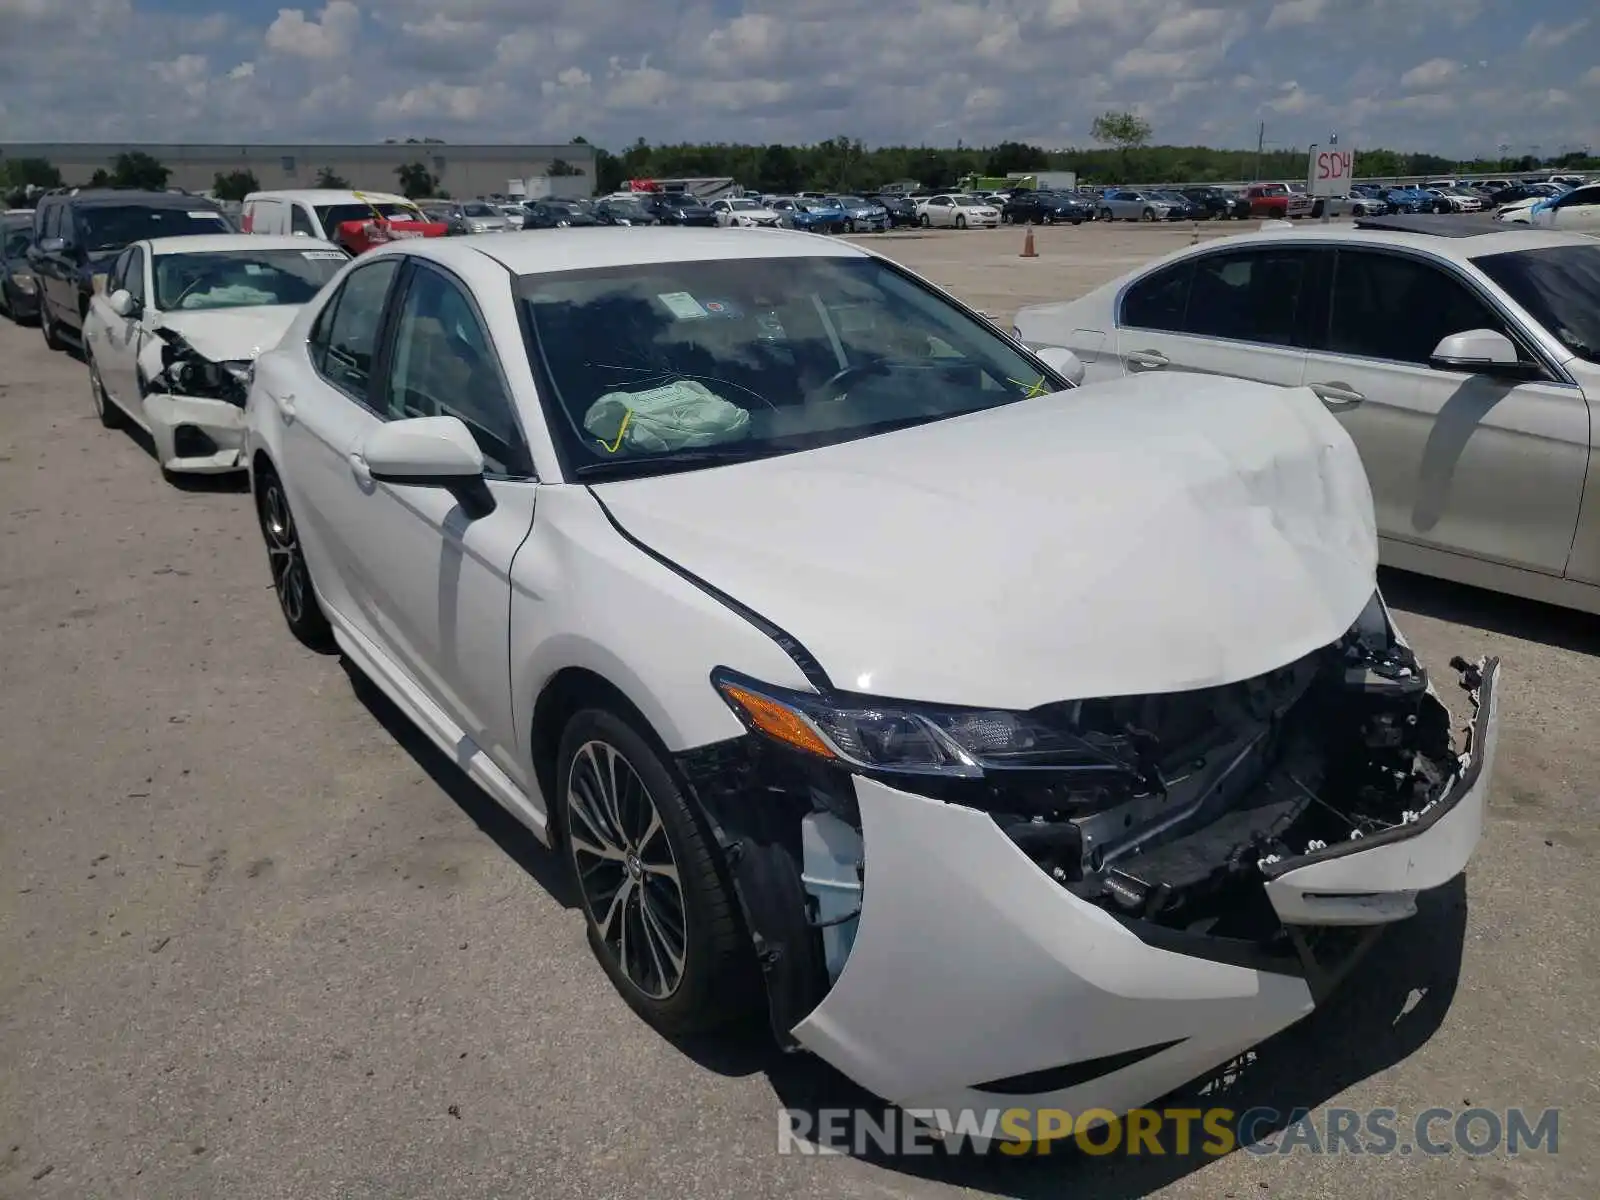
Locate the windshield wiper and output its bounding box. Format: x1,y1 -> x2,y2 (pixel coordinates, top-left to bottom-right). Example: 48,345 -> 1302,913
571,446 -> 774,479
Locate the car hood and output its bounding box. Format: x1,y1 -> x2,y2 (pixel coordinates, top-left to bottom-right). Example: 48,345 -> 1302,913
149,306 -> 299,361
592,375 -> 1379,709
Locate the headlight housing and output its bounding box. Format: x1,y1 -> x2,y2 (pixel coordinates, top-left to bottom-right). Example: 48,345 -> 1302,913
711,668 -> 1138,780
12,272 -> 36,293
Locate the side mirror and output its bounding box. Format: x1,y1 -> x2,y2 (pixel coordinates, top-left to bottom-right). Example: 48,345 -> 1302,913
109,289 -> 136,317
358,416 -> 495,518
1034,345 -> 1086,387
36,237 -> 65,254
1429,329 -> 1532,378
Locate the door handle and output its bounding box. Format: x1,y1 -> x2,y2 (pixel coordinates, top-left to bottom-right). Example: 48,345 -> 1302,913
1126,349 -> 1169,371
347,452 -> 372,487
1309,381 -> 1365,410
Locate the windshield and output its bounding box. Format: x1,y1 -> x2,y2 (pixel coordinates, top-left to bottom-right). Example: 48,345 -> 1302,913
516,255 -> 1072,481
462,203 -> 498,217
314,202 -> 423,232
603,200 -> 647,216
728,199 -> 761,210
152,247 -> 348,311
76,206 -> 230,253
952,196 -> 987,207
1473,245 -> 1600,366
3,224 -> 29,259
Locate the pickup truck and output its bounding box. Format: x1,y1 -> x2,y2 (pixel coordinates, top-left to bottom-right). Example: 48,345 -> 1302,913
1243,183 -> 1313,219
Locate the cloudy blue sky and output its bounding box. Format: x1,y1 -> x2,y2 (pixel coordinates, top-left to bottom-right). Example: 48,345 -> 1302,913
0,0 -> 1595,155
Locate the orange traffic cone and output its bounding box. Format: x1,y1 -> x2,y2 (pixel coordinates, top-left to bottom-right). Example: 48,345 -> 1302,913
1020,222 -> 1037,258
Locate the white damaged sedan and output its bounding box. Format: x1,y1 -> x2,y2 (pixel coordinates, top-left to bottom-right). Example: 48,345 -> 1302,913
241,229 -> 1500,1133
83,234 -> 349,475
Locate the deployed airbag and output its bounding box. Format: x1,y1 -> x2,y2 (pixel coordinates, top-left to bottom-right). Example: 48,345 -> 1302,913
583,380 -> 751,452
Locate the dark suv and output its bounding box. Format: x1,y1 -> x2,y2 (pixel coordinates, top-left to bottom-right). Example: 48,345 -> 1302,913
28,189 -> 231,350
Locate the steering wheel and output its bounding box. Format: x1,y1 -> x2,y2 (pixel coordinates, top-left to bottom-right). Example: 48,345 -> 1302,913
801,360 -> 891,406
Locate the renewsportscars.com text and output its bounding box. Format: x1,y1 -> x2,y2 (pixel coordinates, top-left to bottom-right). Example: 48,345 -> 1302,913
778,1105 -> 1561,1158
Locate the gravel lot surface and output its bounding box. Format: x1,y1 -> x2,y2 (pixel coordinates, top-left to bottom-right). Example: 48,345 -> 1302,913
1,222 -> 1595,1198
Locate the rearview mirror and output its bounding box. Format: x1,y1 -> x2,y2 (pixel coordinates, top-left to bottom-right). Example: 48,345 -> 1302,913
1429,329 -> 1531,377
358,416 -> 495,518
108,289 -> 136,317
1034,345 -> 1087,387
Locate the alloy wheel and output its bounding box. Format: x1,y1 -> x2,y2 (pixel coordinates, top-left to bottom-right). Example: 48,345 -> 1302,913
260,479 -> 310,626
567,739 -> 688,1000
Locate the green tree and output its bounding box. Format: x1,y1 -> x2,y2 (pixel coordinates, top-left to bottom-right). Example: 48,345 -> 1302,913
545,158 -> 583,177
985,141 -> 1048,177
1,157 -> 63,191
110,151 -> 170,190
1090,111 -> 1153,180
88,168 -> 112,187
757,144 -> 804,194
211,169 -> 259,202
315,166 -> 351,188
394,162 -> 438,199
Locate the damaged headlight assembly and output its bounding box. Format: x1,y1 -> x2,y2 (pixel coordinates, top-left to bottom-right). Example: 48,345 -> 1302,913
710,667 -> 1144,785
153,329 -> 253,406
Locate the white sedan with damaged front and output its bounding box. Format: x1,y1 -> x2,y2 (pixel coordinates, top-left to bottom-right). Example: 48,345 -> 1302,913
241,228 -> 1500,1135
82,234 -> 349,475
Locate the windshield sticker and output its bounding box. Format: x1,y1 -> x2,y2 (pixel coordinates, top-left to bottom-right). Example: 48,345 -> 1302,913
1007,373 -> 1051,398
301,250 -> 347,260
657,291 -> 708,320
700,298 -> 740,318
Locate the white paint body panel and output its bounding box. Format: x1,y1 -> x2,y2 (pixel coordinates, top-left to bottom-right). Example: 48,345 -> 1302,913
595,374 -> 1379,709
791,777 -> 1316,1116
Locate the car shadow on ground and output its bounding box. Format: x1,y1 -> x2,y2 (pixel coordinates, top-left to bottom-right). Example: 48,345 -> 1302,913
1378,565 -> 1600,658
339,657 -> 580,910
678,877 -> 1467,1198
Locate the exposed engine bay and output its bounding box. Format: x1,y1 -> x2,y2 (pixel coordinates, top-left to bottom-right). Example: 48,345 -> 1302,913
986,613 -> 1470,933
679,595 -> 1492,1045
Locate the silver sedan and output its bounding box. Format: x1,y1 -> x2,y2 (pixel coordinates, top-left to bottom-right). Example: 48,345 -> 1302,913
1098,190 -> 1177,222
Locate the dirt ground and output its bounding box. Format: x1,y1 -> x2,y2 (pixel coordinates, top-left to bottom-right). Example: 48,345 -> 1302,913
1,221 -> 1596,1199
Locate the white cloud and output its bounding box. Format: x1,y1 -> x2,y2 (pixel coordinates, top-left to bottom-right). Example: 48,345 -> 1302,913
1400,58 -> 1458,89
1264,0 -> 1326,31
1523,19 -> 1589,52
0,0 -> 1595,158
265,1 -> 359,59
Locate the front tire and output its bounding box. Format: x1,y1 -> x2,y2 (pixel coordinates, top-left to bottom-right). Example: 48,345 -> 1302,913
918,213 -> 930,227
955,214 -> 967,229
558,708 -> 753,1036
254,465 -> 333,650
1100,208 -> 1114,222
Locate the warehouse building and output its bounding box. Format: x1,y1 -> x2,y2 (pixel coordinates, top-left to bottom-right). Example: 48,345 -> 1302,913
0,142 -> 597,200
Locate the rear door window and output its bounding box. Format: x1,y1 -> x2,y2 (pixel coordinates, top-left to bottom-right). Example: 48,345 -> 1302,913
1184,248 -> 1316,346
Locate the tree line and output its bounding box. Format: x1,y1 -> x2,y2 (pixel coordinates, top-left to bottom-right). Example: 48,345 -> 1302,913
4,113 -> 1596,208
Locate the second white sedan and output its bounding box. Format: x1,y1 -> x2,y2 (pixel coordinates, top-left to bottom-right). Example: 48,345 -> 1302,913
915,194 -> 1001,228
82,233 -> 349,475
708,198 -> 783,228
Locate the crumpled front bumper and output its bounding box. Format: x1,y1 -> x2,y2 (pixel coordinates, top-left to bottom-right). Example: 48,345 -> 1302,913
143,392 -> 247,473
789,660 -> 1500,1125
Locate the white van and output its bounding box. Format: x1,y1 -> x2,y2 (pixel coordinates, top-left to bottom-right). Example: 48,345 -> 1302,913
240,190 -> 424,239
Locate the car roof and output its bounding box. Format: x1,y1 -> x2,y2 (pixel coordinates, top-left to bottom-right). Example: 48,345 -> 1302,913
1154,223 -> 1593,261
384,227 -> 868,275
44,189 -> 219,209
141,234 -> 342,255
244,190 -> 414,206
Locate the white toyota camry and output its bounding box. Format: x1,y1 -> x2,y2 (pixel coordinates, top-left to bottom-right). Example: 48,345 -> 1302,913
241,228 -> 1499,1133
83,234 -> 349,475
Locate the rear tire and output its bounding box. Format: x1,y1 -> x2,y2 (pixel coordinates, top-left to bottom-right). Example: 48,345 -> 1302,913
41,304 -> 64,351
87,352 -> 123,430
1142,208 -> 1155,222
254,464 -> 334,650
557,707 -> 755,1036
